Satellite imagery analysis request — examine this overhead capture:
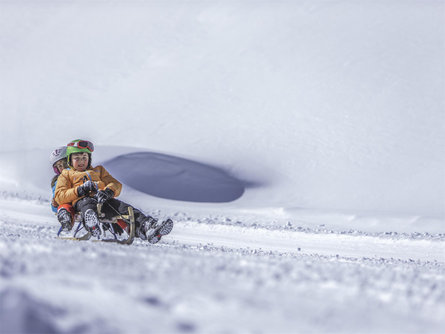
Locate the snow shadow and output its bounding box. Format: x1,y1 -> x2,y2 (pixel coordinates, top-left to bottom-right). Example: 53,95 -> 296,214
102,152 -> 248,203
0,289 -> 62,334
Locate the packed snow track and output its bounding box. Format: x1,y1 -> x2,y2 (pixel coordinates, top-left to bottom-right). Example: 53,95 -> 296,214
0,197 -> 444,333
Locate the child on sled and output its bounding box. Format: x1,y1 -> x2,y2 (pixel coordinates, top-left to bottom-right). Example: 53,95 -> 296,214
50,146 -> 75,231
54,139 -> 173,243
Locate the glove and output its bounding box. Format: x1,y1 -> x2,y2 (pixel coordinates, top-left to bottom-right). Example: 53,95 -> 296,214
96,188 -> 114,203
51,198 -> 58,208
77,180 -> 98,197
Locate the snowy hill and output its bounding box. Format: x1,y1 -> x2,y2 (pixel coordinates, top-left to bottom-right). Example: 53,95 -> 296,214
0,1 -> 444,333
1,0 -> 444,217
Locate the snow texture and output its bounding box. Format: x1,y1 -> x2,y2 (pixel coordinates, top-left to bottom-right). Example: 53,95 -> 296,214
0,0 -> 444,333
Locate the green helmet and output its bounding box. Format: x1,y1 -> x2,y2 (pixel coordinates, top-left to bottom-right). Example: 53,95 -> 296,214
66,139 -> 95,168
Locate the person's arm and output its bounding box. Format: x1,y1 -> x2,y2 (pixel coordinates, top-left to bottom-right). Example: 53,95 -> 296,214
51,176 -> 59,213
54,171 -> 78,205
99,166 -> 122,197
51,199 -> 58,213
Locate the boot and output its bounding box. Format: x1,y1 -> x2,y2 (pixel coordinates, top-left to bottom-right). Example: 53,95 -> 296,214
145,218 -> 174,244
83,209 -> 101,237
57,209 -> 73,231
136,216 -> 157,240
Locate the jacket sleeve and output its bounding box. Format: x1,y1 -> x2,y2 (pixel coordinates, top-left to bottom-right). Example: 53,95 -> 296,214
51,184 -> 58,213
55,171 -> 79,205
51,175 -> 58,213
99,166 -> 122,197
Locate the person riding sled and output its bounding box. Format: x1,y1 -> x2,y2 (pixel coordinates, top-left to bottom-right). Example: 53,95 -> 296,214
54,139 -> 173,243
51,145 -> 127,238
50,146 -> 75,231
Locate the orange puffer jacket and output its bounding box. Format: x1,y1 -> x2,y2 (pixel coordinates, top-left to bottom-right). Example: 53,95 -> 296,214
55,165 -> 122,206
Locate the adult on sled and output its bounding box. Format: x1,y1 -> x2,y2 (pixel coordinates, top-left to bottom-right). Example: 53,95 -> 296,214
50,146 -> 75,231
54,139 -> 173,244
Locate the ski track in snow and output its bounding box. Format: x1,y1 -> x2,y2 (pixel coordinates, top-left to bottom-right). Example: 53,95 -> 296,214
0,197 -> 445,333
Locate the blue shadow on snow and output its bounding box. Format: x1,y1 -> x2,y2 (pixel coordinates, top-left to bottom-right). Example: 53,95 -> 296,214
102,152 -> 251,203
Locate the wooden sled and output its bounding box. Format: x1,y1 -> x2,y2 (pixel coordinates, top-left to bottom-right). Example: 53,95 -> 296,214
57,203 -> 136,245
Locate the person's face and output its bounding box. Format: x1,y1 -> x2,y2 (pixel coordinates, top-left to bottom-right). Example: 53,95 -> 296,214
54,159 -> 67,174
71,153 -> 89,171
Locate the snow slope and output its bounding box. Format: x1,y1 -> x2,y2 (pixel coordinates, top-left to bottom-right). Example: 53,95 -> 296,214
0,0 -> 445,333
0,0 -> 444,216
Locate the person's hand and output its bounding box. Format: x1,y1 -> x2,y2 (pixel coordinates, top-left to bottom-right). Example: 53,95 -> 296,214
77,180 -> 98,197
96,188 -> 114,203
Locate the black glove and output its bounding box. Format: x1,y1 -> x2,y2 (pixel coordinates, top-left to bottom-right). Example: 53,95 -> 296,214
77,180 -> 98,197
96,188 -> 114,203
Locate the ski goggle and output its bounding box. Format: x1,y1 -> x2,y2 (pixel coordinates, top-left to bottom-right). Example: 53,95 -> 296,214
67,140 -> 94,152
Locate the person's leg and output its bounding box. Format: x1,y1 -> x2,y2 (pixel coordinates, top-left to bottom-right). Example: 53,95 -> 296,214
74,197 -> 101,236
145,218 -> 174,244
100,198 -> 173,242
100,198 -> 146,221
57,204 -> 75,230
101,198 -> 157,240
74,197 -> 98,216
102,198 -> 173,243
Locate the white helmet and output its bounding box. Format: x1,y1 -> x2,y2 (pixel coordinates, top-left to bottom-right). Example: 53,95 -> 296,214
50,146 -> 67,165
50,146 -> 67,174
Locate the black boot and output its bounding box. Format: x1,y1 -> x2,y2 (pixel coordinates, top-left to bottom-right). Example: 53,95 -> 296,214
57,209 -> 72,231
136,216 -> 157,240
83,209 -> 101,237
145,219 -> 174,244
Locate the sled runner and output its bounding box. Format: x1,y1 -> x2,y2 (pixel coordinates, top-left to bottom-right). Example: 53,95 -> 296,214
57,203 -> 136,245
